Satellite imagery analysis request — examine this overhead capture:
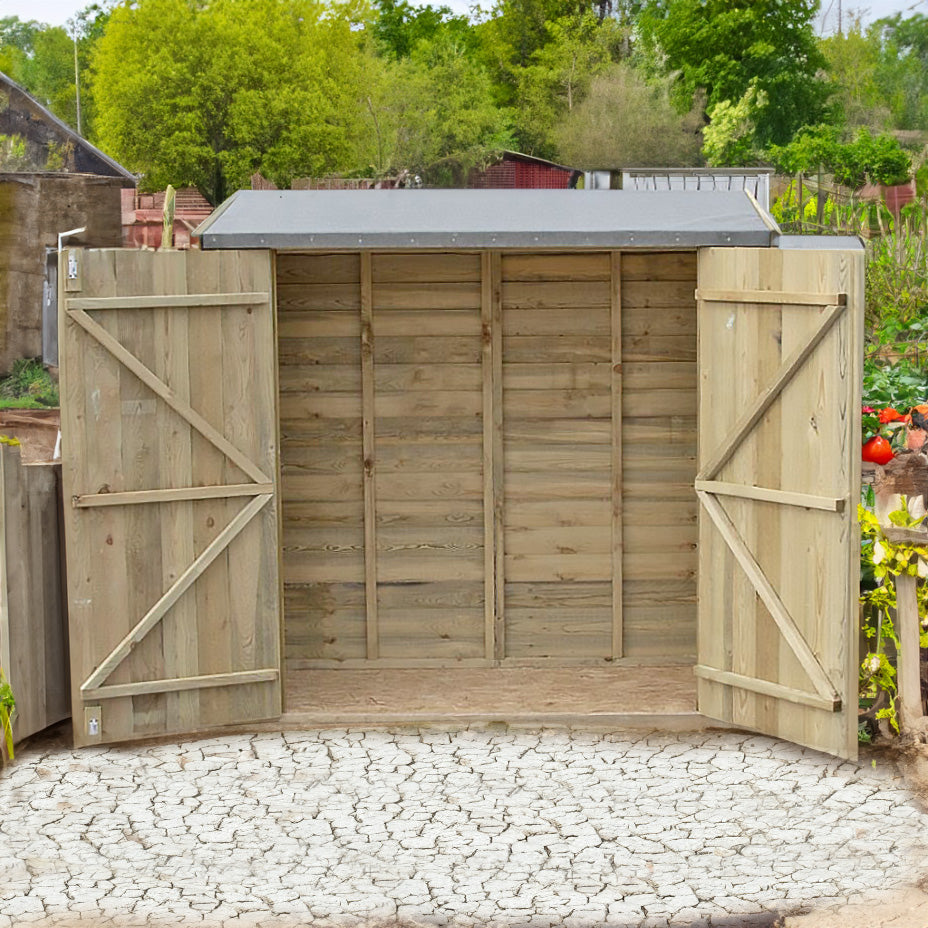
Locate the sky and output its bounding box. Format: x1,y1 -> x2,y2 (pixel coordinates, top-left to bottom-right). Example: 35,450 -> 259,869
3,0 -> 928,31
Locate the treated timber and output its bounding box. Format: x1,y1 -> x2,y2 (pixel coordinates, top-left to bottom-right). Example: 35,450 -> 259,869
61,249 -> 282,746
277,249 -> 700,675
483,252 -> 504,660
696,247 -> 862,761
0,448 -> 69,746
360,252 -> 379,660
611,251 -> 623,659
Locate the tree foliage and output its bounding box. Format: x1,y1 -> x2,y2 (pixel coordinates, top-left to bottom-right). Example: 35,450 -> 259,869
637,0 -> 831,147
7,0 -> 928,194
554,62 -> 701,168
92,0 -> 367,203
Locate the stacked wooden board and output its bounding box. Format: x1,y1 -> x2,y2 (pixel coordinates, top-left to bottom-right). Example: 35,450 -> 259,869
278,250 -> 698,668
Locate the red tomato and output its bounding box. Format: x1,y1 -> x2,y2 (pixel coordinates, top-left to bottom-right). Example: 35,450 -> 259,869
862,435 -> 894,465
879,407 -> 904,424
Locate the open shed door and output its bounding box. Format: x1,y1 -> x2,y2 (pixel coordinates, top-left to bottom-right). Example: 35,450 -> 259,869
695,246 -> 863,760
60,248 -> 281,746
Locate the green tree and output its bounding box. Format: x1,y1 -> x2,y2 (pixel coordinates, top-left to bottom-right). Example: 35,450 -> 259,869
820,16 -> 890,131
870,13 -> 928,131
91,0 -> 370,204
554,61 -> 701,168
371,0 -> 473,59
514,12 -> 622,155
380,30 -> 514,183
637,0 -> 831,148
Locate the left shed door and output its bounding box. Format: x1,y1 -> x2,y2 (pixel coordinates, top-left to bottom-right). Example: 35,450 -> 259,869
60,248 -> 281,746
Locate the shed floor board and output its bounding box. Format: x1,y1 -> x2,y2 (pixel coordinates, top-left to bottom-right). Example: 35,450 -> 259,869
283,665 -> 697,722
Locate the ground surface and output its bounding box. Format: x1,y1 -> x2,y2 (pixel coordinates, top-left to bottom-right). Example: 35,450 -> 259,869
1,727 -> 927,928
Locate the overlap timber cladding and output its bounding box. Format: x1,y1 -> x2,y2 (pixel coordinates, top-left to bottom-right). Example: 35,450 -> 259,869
278,251 -> 697,667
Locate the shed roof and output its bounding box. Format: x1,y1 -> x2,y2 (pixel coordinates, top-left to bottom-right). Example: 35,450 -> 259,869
197,189 -> 774,250
0,71 -> 136,183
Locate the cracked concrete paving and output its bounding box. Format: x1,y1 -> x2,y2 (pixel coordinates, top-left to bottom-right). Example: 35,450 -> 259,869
1,727 -> 927,928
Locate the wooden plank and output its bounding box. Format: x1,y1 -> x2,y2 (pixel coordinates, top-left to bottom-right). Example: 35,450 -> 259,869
377,556 -> 484,583
0,450 -> 69,745
278,366 -> 361,394
279,394 -> 362,420
279,336 -> 360,366
503,335 -> 611,363
84,668 -> 279,701
68,307 -> 271,484
621,335 -> 697,362
622,307 -> 696,336
375,364 -> 482,393
153,252 -> 198,731
377,472 -> 484,500
502,363 -> 611,391
622,362 -> 697,390
505,446 -> 612,471
373,253 -> 481,283
67,292 -> 269,310
504,500 -> 613,528
695,665 -> 840,711
75,483 -> 274,508
501,253 -> 610,281
894,572 -> 925,728
504,554 -> 612,582
189,254 -> 234,729
375,336 -> 481,364
697,302 -> 846,482
693,479 -> 845,512
502,280 -> 611,309
503,390 -> 611,419
80,494 -> 272,693
696,289 -> 846,306
502,308 -> 610,337
361,251 -> 378,661
375,310 -> 481,337
505,581 -> 612,609
483,252 -> 504,661
611,251 -> 623,660
278,311 -> 361,338
276,253 -> 360,284
375,391 -> 483,418
504,472 -> 611,500
622,389 -> 698,418
276,283 -> 361,312
504,525 -> 611,555
373,442 -> 482,473
697,488 -> 839,703
376,499 -> 483,524
372,282 -> 481,310
621,252 -> 697,281
621,280 -> 696,309
504,420 -> 612,445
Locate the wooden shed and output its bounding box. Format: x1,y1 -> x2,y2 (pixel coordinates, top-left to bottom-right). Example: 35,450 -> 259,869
57,190 -> 864,759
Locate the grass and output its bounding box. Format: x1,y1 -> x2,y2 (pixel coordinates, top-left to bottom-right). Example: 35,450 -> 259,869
0,358 -> 58,409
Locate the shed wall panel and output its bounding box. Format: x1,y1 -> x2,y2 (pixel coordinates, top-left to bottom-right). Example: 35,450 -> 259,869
278,250 -> 698,670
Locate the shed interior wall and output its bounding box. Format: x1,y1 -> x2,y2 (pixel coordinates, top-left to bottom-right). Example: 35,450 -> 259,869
277,250 -> 697,693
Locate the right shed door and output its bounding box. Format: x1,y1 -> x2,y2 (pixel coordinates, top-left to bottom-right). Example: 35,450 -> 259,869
695,246 -> 863,760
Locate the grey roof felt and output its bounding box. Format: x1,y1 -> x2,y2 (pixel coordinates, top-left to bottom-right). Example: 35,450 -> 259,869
197,189 -> 774,250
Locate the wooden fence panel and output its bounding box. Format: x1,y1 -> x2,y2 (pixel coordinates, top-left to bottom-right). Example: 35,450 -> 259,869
0,446 -> 69,747
60,248 -> 280,746
281,249 -> 700,671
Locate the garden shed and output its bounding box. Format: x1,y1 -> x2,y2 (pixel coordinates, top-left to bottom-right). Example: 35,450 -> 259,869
57,190 -> 864,759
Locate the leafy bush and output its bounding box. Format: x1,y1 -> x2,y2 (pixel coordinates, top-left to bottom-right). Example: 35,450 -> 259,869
767,126 -> 911,186
0,359 -> 58,409
864,359 -> 928,411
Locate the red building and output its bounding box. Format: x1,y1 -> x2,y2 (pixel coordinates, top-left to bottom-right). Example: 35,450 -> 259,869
121,187 -> 214,248
468,151 -> 578,189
